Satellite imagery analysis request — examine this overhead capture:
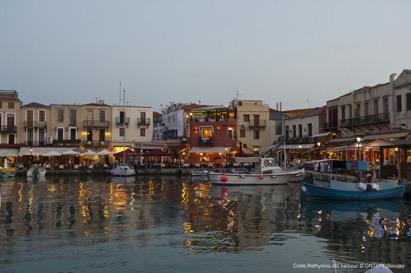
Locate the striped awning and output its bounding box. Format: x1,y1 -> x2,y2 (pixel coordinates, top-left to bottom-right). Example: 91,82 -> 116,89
19,147 -> 74,156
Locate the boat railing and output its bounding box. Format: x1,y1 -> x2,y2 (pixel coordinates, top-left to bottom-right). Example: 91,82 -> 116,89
305,170 -> 357,183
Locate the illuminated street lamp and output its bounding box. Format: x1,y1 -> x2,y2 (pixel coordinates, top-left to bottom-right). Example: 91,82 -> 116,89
317,142 -> 321,160
356,137 -> 362,160
224,146 -> 229,167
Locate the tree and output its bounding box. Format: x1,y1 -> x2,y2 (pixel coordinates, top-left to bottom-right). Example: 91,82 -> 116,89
160,101 -> 193,115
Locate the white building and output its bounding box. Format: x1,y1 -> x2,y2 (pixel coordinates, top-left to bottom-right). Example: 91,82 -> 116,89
284,107 -> 326,143
111,105 -> 153,151
162,109 -> 185,140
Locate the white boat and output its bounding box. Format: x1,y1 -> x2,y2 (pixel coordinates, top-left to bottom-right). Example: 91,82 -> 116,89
190,169 -> 210,176
209,157 -> 303,185
111,165 -> 136,176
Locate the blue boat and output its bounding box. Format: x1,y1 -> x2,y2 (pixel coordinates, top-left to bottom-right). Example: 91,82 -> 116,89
301,159 -> 408,200
301,181 -> 407,200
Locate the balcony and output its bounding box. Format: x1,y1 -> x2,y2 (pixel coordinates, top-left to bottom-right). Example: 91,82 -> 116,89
247,120 -> 267,129
24,121 -> 47,128
116,117 -> 130,126
83,120 -> 110,128
83,140 -> 110,147
53,139 -> 81,146
322,122 -> 338,132
137,118 -> 151,126
199,137 -> 213,146
0,125 -> 17,133
25,141 -> 48,147
340,113 -> 390,128
284,136 -> 313,144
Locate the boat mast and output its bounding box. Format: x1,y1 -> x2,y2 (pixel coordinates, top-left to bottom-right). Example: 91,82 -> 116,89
122,88 -> 126,164
281,102 -> 287,168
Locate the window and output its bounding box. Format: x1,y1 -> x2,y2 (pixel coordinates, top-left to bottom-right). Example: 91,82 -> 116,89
27,109 -> 34,123
341,105 -> 346,121
27,128 -> 34,143
39,110 -> 46,122
8,102 -> 14,109
140,128 -> 146,137
252,146 -> 260,155
285,126 -> 289,139
397,95 -> 402,112
70,128 -> 77,140
298,124 -> 302,137
69,110 -> 76,126
355,103 -> 361,118
119,127 -> 125,137
253,114 -> 260,125
58,109 -> 64,122
254,130 -> 260,140
240,128 -> 245,138
87,128 -> 93,141
200,126 -> 213,139
383,96 -> 389,114
373,99 -> 379,115
227,128 -> 233,139
364,101 -> 369,116
39,128 -> 45,145
238,101 -> 242,106
99,128 -> 105,142
57,127 -> 64,141
407,93 -> 411,111
140,112 -> 146,120
348,104 -> 352,119
8,134 -> 15,144
275,124 -> 282,135
308,123 -> 313,136
243,114 -> 250,122
6,113 -> 15,128
99,110 -> 105,122
292,125 -> 296,138
119,111 -> 125,124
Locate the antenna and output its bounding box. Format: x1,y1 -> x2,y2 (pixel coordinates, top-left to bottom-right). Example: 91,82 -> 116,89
119,81 -> 122,106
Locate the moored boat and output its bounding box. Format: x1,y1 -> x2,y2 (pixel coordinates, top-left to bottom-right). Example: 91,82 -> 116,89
209,157 -> 303,185
111,165 -> 136,177
301,159 -> 408,200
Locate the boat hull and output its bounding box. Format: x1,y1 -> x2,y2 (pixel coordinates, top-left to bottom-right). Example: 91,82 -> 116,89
209,171 -> 302,185
301,182 -> 407,200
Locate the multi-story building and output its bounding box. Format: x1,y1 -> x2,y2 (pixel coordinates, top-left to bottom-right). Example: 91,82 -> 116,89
111,105 -> 153,151
231,99 -> 271,155
0,90 -> 21,145
21,102 -> 49,146
268,108 -> 284,145
78,102 -> 112,149
392,69 -> 411,129
284,107 -> 326,143
188,105 -> 236,166
49,104 -> 81,147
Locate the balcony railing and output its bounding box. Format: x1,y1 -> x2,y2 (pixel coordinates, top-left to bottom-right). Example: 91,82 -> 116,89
284,136 -> 313,144
116,117 -> 130,126
0,125 -> 17,133
199,137 -> 213,146
340,113 -> 390,128
83,120 -> 110,128
322,122 -> 339,132
247,120 -> 267,129
137,118 -> 151,126
24,121 -> 47,128
25,141 -> 48,147
53,139 -> 81,146
83,140 -> 110,147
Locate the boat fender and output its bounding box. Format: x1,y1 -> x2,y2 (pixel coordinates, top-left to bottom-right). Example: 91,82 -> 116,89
358,182 -> 367,191
371,183 -> 380,191
240,174 -> 245,178
220,175 -> 228,182
301,186 -> 307,192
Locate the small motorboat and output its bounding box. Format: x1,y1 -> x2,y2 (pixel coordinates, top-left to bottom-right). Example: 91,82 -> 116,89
209,157 -> 303,185
111,165 -> 136,177
301,159 -> 408,200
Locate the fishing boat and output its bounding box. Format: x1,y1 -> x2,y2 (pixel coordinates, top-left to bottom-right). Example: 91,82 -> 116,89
190,169 -> 210,177
209,157 -> 303,185
301,159 -> 408,200
111,165 -> 135,177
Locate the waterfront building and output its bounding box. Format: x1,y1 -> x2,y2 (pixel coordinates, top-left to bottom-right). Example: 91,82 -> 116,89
0,90 -> 21,146
111,105 -> 153,153
268,108 -> 283,146
49,104 -> 82,147
77,102 -> 112,150
21,102 -> 50,146
230,99 -> 271,155
188,105 -> 237,166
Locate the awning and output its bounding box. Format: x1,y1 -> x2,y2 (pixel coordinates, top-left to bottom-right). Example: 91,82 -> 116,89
19,147 -> 75,156
0,148 -> 18,157
190,147 -> 228,153
327,137 -> 357,144
277,144 -> 314,149
363,132 -> 410,141
312,132 -> 331,138
365,140 -> 395,148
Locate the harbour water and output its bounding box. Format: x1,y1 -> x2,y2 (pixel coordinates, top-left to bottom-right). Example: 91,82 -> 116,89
1,176 -> 411,273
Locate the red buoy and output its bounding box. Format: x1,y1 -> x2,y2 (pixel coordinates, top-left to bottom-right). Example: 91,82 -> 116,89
220,175 -> 228,182
258,175 -> 264,180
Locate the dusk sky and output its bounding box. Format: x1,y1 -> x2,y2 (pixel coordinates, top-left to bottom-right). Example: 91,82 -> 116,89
1,0 -> 410,111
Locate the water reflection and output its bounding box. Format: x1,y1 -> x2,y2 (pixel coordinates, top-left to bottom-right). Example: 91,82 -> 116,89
1,176 -> 411,272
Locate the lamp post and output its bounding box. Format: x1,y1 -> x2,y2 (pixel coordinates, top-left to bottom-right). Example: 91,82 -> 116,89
356,137 -> 362,160
30,147 -> 33,167
224,146 -> 229,168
